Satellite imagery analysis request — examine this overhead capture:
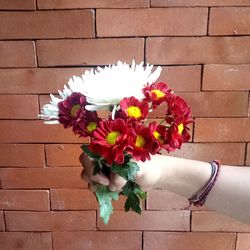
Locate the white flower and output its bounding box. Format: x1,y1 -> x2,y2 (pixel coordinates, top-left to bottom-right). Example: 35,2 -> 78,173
39,61 -> 162,122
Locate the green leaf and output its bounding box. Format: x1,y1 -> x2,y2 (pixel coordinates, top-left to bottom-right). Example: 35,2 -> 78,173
124,192 -> 142,214
111,161 -> 139,181
94,184 -> 119,224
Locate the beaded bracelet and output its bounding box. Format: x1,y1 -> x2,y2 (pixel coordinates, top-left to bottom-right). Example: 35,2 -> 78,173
188,160 -> 221,207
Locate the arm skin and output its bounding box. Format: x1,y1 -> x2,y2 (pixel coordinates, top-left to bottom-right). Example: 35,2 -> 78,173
80,154 -> 250,224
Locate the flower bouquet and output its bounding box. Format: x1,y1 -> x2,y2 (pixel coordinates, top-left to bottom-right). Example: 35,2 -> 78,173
40,61 -> 192,224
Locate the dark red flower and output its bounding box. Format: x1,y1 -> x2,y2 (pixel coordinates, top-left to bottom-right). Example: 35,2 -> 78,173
127,125 -> 156,162
120,96 -> 149,120
58,92 -> 87,129
143,82 -> 171,108
89,118 -> 133,165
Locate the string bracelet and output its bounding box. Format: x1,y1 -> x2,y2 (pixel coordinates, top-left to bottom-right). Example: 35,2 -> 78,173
188,160 -> 221,207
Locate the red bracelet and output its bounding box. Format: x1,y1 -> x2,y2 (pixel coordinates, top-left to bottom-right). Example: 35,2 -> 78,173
188,160 -> 221,207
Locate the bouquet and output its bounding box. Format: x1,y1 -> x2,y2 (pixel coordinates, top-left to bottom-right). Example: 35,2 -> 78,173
40,61 -> 192,224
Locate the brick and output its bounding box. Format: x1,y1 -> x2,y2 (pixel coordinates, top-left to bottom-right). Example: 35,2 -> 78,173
0,120 -> 87,143
36,38 -> 144,66
0,68 -> 90,94
180,92 -> 249,117
97,8 -> 207,37
98,210 -> 190,230
147,37 -> 250,65
0,211 -> 4,231
45,144 -> 82,167
0,232 -> 52,250
0,0 -> 36,9
203,65 -> 250,91
0,10 -> 94,39
192,211 -> 250,232
159,66 -> 201,92
0,190 -> 49,211
5,211 -> 96,231
0,41 -> 36,68
0,167 -> 87,189
53,231 -> 142,250
144,232 -> 236,250
38,0 -> 149,9
236,233 -> 250,250
147,190 -> 188,210
0,144 -> 45,167
168,143 -> 246,166
151,0 -> 250,6
209,7 -> 250,35
194,118 -> 250,142
0,95 -> 39,119
247,144 -> 250,165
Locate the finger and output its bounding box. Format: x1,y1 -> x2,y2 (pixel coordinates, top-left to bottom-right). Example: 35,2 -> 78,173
91,173 -> 110,186
109,173 -> 126,192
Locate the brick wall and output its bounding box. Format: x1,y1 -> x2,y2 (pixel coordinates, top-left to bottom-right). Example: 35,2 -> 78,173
0,0 -> 249,249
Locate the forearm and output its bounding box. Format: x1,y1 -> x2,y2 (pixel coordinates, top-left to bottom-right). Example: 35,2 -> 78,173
146,155 -> 250,224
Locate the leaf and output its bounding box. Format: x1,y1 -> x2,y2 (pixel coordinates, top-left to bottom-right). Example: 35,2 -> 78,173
94,184 -> 119,224
124,192 -> 142,214
111,161 -> 139,181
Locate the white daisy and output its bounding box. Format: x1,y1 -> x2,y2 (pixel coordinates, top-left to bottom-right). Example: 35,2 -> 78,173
39,61 -> 162,123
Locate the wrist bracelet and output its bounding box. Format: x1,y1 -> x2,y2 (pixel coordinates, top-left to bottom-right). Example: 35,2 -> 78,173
188,160 -> 221,207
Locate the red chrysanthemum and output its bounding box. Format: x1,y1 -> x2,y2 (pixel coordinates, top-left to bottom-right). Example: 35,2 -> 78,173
143,82 -> 171,108
127,125 -> 156,162
120,96 -> 149,120
58,92 -> 87,128
89,118 -> 133,165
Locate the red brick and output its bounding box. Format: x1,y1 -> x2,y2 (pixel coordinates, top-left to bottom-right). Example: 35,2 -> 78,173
203,65 -> 250,91
151,0 -> 250,6
5,211 -> 96,231
53,231 -> 142,250
209,7 -> 250,35
97,8 -> 207,36
0,10 -> 94,39
36,38 -> 144,66
159,66 -> 201,92
0,232 -> 52,250
45,144 -> 82,167
51,189 -> 97,210
0,144 -> 45,167
38,0 -> 149,9
0,95 -> 38,119
194,118 -> 250,142
236,233 -> 250,250
0,0 -> 36,9
144,232 -> 236,250
168,143 -> 246,166
147,190 -> 188,210
246,144 -> 250,165
0,120 -> 87,143
0,68 -> 90,94
0,41 -> 36,68
192,211 -> 250,232
0,211 -> 4,231
0,190 -> 49,211
180,92 -> 249,117
98,210 -> 190,230
0,167 -> 87,189
147,37 -> 250,65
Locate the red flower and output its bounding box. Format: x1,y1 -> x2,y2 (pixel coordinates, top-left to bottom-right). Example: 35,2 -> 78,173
58,92 -> 87,128
127,125 -> 156,162
120,96 -> 149,120
143,82 -> 171,108
89,118 -> 132,165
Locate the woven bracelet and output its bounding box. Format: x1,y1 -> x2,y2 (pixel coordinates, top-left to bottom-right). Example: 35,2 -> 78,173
188,160 -> 221,207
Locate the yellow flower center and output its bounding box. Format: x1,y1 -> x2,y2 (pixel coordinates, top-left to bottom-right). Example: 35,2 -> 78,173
178,123 -> 184,134
135,135 -> 145,148
86,122 -> 97,133
127,106 -> 142,119
106,131 -> 120,145
153,131 -> 163,144
70,104 -> 81,117
151,89 -> 165,99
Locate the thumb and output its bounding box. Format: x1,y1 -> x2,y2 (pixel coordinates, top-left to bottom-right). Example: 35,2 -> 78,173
109,173 -> 126,192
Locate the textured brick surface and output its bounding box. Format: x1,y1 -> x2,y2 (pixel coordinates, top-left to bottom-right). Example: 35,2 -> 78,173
0,0 -> 36,10
236,233 -> 250,250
